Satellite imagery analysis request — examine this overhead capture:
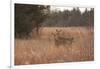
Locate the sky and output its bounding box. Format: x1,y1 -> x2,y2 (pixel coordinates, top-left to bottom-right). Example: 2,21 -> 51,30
50,5 -> 91,13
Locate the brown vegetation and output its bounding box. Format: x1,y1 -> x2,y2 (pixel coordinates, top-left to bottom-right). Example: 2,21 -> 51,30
15,27 -> 94,65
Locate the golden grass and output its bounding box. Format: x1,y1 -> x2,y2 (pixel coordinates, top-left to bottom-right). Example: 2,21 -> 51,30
15,27 -> 94,65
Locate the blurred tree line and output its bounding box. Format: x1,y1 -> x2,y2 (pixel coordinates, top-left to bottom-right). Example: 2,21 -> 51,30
15,4 -> 94,38
42,7 -> 94,27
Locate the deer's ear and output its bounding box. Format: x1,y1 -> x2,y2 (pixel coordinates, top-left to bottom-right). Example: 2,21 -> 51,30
56,29 -> 59,32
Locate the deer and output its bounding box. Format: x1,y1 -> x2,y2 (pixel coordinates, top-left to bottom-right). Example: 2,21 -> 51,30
51,29 -> 74,47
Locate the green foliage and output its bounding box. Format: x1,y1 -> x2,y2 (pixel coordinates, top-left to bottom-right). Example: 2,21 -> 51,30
42,7 -> 94,27
15,4 -> 50,38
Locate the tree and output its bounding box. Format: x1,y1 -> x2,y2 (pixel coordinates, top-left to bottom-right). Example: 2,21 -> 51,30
15,4 -> 50,38
88,8 -> 94,26
81,8 -> 94,26
81,8 -> 89,26
68,7 -> 82,26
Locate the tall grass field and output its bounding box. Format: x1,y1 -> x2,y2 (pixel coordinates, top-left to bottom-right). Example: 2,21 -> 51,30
15,27 -> 94,65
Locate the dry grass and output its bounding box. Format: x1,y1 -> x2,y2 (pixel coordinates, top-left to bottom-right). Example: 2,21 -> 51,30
15,27 -> 94,65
